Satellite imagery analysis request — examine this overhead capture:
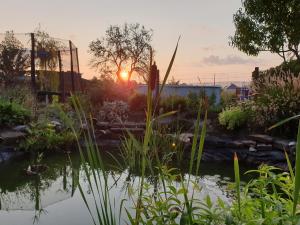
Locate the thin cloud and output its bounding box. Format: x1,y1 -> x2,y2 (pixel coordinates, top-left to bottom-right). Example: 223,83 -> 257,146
202,55 -> 259,65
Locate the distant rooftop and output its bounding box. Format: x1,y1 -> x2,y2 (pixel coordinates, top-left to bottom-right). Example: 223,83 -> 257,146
137,84 -> 222,89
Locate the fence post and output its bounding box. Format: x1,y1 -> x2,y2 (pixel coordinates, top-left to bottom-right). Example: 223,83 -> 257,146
30,33 -> 36,93
75,47 -> 82,92
69,40 -> 75,93
58,50 -> 65,102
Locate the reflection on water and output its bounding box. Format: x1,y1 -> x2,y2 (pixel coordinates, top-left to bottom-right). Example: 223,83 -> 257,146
0,151 -> 252,225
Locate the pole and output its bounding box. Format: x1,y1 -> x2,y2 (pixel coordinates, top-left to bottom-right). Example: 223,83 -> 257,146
213,74 -> 215,86
69,40 -> 75,92
30,33 -> 36,93
58,50 -> 65,102
75,47 -> 82,92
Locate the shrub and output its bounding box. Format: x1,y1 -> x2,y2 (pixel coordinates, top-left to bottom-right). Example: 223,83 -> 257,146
250,68 -> 300,135
218,106 -> 249,130
160,95 -> 187,112
186,90 -> 218,113
20,121 -> 76,153
129,93 -> 147,112
98,101 -> 129,123
0,99 -> 30,127
220,90 -> 236,108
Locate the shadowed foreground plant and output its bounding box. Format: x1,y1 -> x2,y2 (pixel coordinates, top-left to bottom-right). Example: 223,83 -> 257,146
62,95 -> 118,225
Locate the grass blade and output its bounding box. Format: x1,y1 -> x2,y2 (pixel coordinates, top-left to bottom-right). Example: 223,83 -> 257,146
284,150 -> 295,180
268,114 -> 300,130
234,152 -> 241,219
293,120 -> 300,216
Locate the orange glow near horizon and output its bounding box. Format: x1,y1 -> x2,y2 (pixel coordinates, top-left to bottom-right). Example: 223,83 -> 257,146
120,70 -> 129,81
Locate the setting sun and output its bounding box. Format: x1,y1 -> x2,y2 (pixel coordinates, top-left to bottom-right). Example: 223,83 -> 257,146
120,70 -> 129,80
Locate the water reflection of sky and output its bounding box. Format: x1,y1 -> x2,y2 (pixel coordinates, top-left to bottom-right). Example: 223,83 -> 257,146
0,152 -> 249,225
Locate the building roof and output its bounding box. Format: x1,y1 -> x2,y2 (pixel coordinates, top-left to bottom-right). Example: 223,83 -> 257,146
226,83 -> 239,89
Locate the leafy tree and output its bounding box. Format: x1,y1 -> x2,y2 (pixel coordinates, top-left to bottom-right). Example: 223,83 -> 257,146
168,76 -> 180,85
34,28 -> 62,91
34,28 -> 61,71
0,31 -> 30,86
89,23 -> 153,82
230,0 -> 300,62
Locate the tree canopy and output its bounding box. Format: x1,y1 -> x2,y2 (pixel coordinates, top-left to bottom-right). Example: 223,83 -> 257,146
0,31 -> 30,86
89,23 -> 153,82
230,0 -> 300,62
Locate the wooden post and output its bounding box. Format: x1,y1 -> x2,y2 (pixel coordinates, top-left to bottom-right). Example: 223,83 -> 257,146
69,40 -> 75,93
58,50 -> 65,102
30,33 -> 36,93
75,48 -> 80,74
75,47 -> 82,92
213,74 -> 215,86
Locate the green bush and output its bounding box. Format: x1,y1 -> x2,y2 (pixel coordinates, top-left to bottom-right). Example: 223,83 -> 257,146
187,92 -> 201,112
250,67 -> 300,136
20,122 -> 76,152
160,95 -> 187,112
0,99 -> 30,127
187,90 -> 218,113
218,106 -> 249,130
129,93 -> 147,111
220,90 -> 236,108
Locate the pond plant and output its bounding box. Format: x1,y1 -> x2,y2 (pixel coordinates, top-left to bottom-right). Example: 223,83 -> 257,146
65,40 -> 300,225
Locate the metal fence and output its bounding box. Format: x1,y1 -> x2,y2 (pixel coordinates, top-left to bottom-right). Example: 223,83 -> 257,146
0,32 -> 81,102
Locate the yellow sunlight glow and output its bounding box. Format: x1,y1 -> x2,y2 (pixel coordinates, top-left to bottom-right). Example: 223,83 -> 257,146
120,70 -> 129,80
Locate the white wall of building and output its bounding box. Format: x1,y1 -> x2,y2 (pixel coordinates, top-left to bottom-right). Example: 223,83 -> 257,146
136,85 -> 222,105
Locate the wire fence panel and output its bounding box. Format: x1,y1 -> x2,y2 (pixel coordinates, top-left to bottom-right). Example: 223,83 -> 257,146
0,32 -> 81,101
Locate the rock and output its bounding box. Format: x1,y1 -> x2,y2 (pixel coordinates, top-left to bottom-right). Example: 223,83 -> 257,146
247,150 -> 285,162
256,144 -> 273,151
12,125 -> 30,133
204,135 -> 228,148
96,122 -> 110,129
249,146 -> 257,152
0,131 -> 26,145
226,140 -> 244,148
110,127 -> 144,136
178,133 -> 193,143
241,140 -> 256,147
249,134 -> 273,144
50,120 -> 62,131
273,138 -> 295,152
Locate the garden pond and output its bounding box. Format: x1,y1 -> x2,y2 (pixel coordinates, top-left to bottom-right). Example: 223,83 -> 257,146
0,150 -> 254,225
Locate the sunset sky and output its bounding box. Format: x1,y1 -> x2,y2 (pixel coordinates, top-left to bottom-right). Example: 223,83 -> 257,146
0,0 -> 282,84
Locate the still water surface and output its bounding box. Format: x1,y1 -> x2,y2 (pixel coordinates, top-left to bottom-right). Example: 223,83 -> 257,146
0,152 -> 252,225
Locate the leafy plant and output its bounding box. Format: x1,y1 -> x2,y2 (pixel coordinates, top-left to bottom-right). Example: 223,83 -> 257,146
218,106 -> 249,130
98,101 -> 129,123
248,68 -> 300,136
20,121 -> 76,153
0,99 -> 30,127
160,95 -> 187,112
220,90 -> 236,109
0,31 -> 30,87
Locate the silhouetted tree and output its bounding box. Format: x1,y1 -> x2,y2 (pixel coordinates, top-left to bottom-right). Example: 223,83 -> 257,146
230,0 -> 300,62
34,28 -> 61,71
168,76 -> 180,85
0,31 -> 30,86
89,23 -> 153,82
